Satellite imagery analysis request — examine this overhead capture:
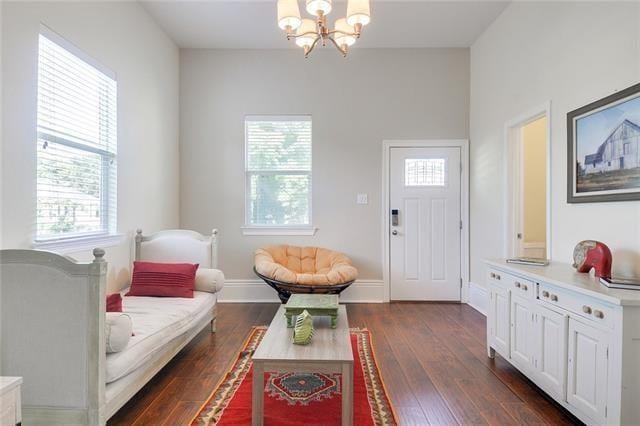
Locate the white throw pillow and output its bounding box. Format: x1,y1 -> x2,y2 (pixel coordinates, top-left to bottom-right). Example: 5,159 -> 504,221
105,312 -> 132,353
195,268 -> 225,293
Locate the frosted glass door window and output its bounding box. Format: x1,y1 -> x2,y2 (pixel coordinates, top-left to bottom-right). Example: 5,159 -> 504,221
405,159 -> 446,186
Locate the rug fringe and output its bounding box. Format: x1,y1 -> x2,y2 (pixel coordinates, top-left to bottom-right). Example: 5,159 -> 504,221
364,328 -> 400,425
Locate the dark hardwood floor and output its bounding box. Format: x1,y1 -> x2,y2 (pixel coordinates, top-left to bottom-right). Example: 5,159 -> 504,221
108,303 -> 581,425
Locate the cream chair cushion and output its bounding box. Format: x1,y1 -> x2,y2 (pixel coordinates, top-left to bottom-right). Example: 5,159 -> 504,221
254,245 -> 358,285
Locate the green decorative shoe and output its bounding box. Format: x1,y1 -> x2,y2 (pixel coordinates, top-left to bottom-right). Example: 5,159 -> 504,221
292,310 -> 314,345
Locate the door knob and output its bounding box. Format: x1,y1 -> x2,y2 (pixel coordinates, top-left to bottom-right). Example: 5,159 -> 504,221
391,230 -> 398,235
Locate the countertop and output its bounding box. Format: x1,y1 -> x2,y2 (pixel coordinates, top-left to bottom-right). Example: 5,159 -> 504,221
486,259 -> 640,306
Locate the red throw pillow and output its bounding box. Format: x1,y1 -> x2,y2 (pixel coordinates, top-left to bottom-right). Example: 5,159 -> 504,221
106,293 -> 123,312
126,261 -> 198,298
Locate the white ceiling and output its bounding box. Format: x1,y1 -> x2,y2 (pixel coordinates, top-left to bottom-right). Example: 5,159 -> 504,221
140,0 -> 511,49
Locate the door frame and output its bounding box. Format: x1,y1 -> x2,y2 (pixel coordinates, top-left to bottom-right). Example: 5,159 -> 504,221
382,139 -> 470,303
503,102 -> 552,260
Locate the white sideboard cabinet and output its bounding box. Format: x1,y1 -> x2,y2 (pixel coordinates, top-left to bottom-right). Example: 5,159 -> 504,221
485,260 -> 640,425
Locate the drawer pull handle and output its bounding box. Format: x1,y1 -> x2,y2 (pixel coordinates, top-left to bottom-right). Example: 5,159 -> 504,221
593,310 -> 604,319
582,305 -> 592,314
550,294 -> 558,302
522,284 -> 528,291
496,274 -> 501,280
490,272 -> 496,279
515,282 -> 521,288
542,290 -> 549,298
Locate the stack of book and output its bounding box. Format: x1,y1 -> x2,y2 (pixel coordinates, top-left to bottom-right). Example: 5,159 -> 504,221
599,276 -> 640,291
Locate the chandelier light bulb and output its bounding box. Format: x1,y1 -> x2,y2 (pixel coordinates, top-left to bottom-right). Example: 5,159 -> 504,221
277,0 -> 302,31
346,0 -> 371,26
333,18 -> 356,47
295,19 -> 317,49
306,0 -> 332,17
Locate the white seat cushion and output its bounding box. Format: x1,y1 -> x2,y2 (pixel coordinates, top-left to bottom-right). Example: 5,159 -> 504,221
105,291 -> 215,383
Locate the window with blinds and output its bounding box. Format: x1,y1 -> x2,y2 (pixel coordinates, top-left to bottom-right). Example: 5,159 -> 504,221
245,116 -> 312,227
36,30 -> 117,241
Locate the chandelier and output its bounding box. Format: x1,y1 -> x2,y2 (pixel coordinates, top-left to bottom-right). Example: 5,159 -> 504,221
276,0 -> 371,58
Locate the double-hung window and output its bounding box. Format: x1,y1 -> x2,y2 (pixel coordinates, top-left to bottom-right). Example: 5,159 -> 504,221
35,29 -> 118,247
244,116 -> 313,235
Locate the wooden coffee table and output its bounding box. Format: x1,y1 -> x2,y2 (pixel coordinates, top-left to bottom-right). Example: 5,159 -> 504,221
251,305 -> 353,426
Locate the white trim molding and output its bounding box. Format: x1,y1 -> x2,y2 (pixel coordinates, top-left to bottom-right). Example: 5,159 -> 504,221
381,139 -> 470,303
219,279 -> 384,303
467,281 -> 488,316
241,226 -> 318,236
32,233 -> 124,254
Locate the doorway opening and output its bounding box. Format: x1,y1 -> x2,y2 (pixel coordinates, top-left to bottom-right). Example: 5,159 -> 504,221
504,105 -> 551,261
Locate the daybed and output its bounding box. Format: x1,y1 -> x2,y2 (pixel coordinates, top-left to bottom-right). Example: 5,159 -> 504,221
0,229 -> 224,425
254,245 -> 358,303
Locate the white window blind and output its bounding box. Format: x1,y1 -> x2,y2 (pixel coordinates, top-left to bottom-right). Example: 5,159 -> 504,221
245,116 -> 311,227
36,30 -> 117,241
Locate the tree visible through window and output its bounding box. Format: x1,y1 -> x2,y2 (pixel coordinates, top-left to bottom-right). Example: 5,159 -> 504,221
245,117 -> 311,226
36,30 -> 117,240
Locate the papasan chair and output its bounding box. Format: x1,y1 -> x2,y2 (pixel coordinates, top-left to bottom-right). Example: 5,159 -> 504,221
254,245 -> 358,303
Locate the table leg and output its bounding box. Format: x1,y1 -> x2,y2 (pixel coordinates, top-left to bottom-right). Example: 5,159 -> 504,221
341,362 -> 353,426
286,314 -> 293,328
252,361 -> 264,426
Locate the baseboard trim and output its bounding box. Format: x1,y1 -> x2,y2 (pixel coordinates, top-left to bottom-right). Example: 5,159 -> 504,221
467,281 -> 488,316
219,279 -> 385,303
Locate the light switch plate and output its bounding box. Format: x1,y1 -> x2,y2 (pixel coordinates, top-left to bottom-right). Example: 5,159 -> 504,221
357,193 -> 368,204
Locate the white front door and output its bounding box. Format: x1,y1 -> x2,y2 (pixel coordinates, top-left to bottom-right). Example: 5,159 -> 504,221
389,147 -> 461,301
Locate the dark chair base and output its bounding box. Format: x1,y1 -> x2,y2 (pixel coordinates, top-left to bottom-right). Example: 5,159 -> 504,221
253,267 -> 355,304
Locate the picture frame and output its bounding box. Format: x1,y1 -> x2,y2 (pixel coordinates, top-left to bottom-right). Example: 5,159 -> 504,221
567,82 -> 640,203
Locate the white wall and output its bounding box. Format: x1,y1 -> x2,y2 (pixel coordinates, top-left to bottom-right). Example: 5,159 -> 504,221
180,48 -> 469,280
1,1 -> 180,292
470,1 -> 640,287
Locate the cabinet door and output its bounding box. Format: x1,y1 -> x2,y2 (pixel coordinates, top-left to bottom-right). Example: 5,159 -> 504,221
489,285 -> 510,356
510,293 -> 533,372
0,389 -> 16,426
567,318 -> 608,423
535,305 -> 568,400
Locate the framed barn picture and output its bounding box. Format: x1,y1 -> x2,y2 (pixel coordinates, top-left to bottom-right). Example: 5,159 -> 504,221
568,82 -> 640,203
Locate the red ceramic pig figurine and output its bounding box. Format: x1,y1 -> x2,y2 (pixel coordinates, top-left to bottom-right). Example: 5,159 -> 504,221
572,240 -> 612,278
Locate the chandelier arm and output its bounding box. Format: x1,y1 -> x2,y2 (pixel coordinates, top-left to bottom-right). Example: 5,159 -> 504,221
305,36 -> 322,58
328,36 -> 347,57
327,30 -> 359,37
288,31 -> 321,39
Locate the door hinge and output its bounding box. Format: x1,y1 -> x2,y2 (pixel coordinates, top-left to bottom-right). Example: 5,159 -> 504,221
606,347 -> 609,359
460,278 -> 463,288
460,220 -> 463,230
460,162 -> 463,174
605,405 -> 608,417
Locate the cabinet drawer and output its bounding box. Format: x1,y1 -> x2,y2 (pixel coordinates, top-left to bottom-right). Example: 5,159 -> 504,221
538,283 -> 613,328
489,268 -> 535,299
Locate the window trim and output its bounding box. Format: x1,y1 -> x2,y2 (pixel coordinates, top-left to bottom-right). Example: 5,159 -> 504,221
32,233 -> 124,254
34,26 -> 118,246
243,115 -> 314,235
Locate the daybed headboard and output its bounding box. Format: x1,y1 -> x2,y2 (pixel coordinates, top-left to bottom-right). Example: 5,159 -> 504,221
134,229 -> 219,268
0,248 -> 106,423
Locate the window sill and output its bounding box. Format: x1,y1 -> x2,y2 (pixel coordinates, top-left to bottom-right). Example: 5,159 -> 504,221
32,233 -> 125,254
241,226 -> 318,236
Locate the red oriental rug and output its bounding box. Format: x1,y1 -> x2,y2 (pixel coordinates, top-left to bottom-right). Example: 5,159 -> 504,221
191,327 -> 397,426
